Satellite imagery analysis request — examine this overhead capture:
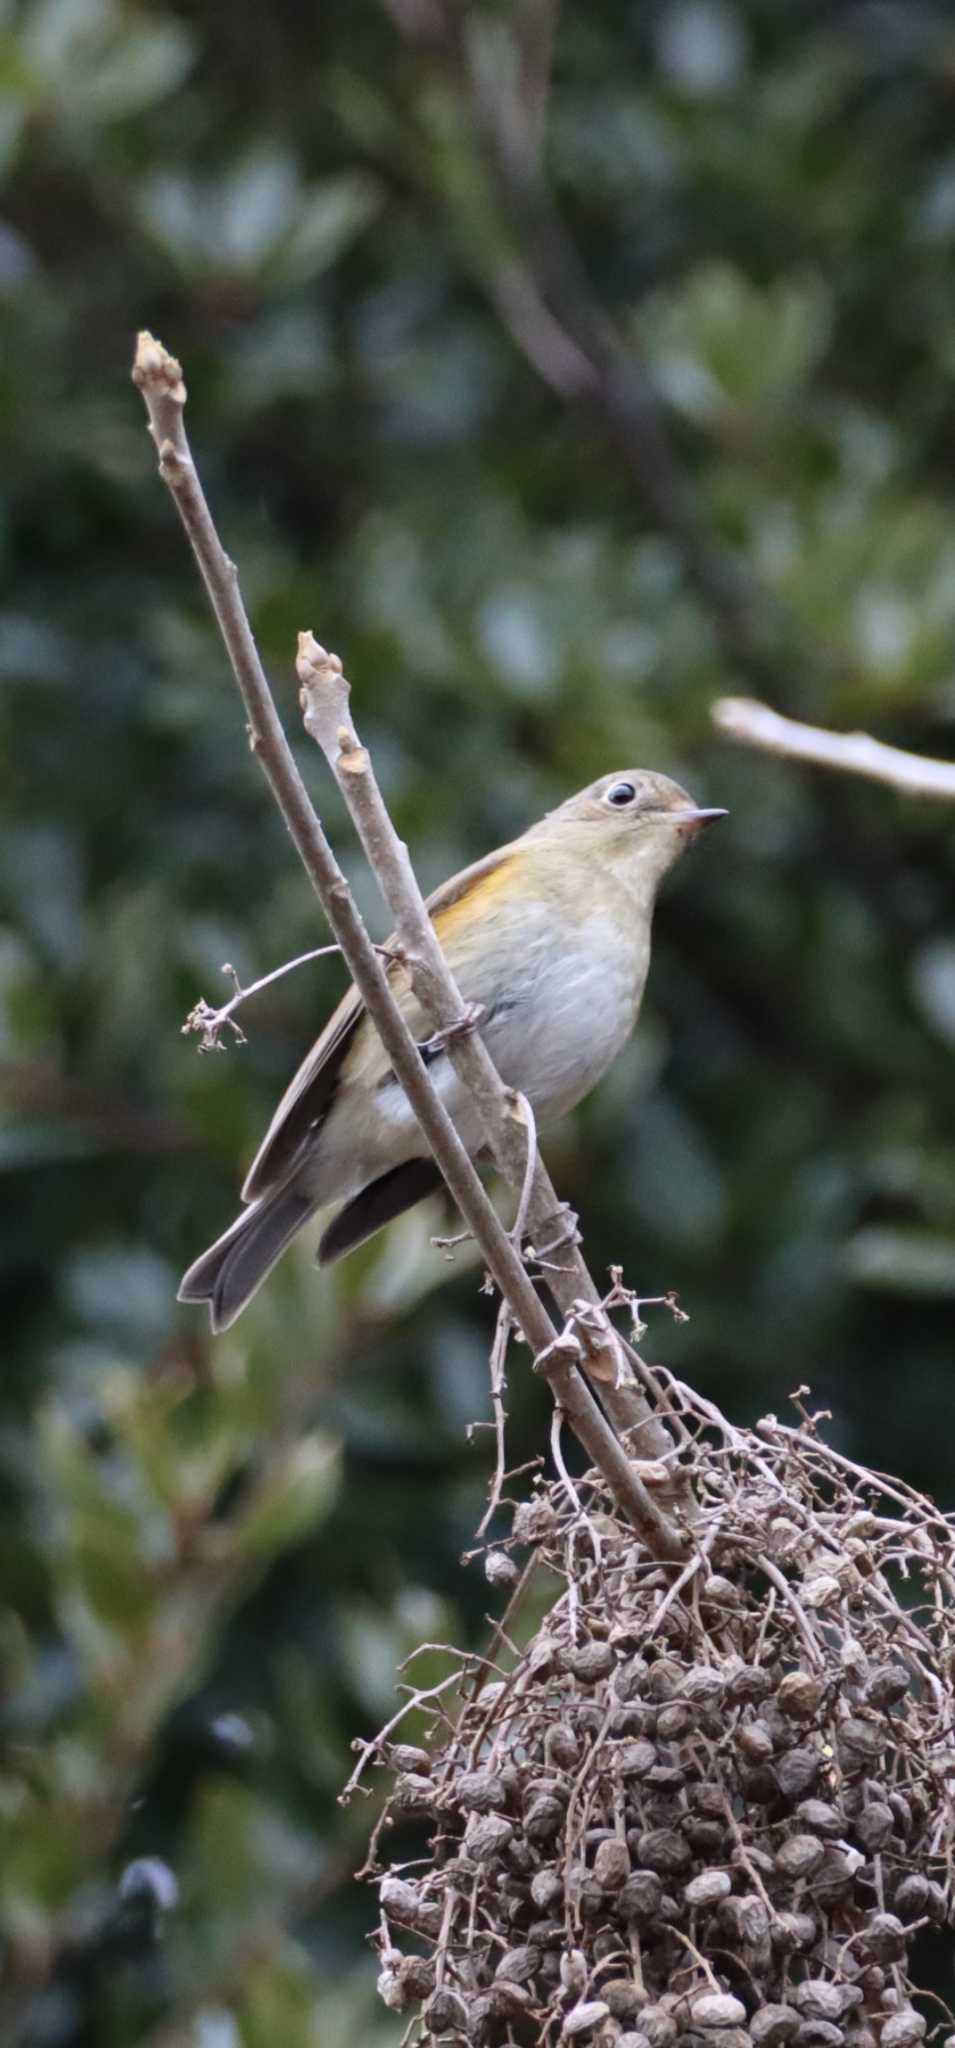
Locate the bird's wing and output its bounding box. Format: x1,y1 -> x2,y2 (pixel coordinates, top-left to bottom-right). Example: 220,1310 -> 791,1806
241,840 -> 520,1202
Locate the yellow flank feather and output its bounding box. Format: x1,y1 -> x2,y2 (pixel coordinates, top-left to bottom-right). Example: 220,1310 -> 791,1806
337,857 -> 520,1092
431,855 -> 520,942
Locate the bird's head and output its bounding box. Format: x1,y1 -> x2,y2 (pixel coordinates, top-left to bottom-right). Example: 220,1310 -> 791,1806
533,769 -> 726,893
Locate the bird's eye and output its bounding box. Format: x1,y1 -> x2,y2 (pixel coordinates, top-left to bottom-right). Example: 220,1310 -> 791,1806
605,780 -> 637,808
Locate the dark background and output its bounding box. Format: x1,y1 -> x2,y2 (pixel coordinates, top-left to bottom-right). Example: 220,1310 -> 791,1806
2,1 -> 955,2040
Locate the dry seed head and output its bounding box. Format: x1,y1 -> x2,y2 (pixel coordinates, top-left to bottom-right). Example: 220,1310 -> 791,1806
367,1409 -> 955,2045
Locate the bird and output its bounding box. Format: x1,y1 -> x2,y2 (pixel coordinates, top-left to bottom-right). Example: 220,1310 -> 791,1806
178,769 -> 725,1330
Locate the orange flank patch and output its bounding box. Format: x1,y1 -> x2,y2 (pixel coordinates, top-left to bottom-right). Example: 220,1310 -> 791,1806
338,855 -> 521,1092
431,856 -> 520,944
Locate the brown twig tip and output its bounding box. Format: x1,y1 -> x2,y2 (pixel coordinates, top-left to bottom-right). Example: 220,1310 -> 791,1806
297,634 -> 368,768
131,330 -> 186,405
296,631 -> 344,686
712,694 -> 955,800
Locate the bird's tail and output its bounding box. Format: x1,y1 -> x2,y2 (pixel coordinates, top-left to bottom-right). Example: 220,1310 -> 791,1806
178,1183 -> 316,1332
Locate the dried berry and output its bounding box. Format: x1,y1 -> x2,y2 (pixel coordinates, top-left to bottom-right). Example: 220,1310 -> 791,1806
525,1795 -> 564,1845
485,1548 -> 518,1587
636,1827 -> 691,1875
565,1641 -> 615,1683
853,1802 -> 893,1851
774,1747 -> 822,1800
689,1994 -> 748,2029
546,1724 -> 582,1769
423,1985 -> 468,2032
614,1738 -> 658,1779
793,2022 -> 843,2048
594,1838 -> 631,1890
389,1771 -> 436,1815
775,1834 -> 825,1879
456,1769 -> 508,1812
792,1982 -> 860,2021
736,1720 -> 775,1763
396,1955 -> 435,2000
563,2002 -> 611,2037
725,1661 -> 774,1703
794,1800 -> 842,1837
701,1574 -> 743,1612
750,2007 -> 800,2047
685,1870 -> 732,1909
837,1718 -> 885,1767
465,1812 -> 513,1860
860,1913 -> 906,1963
495,1943 -> 540,1983
812,1847 -> 864,1899
512,1499 -> 559,1543
721,1893 -> 771,1947
880,2016 -> 926,2048
687,1819 -> 728,1856
603,1979 -> 646,2020
892,1875 -> 929,1921
682,1667 -> 726,1707
657,1701 -> 694,1739
531,1868 -> 563,1911
777,1671 -> 823,1720
864,1662 -> 910,1708
619,1871 -> 664,1921
379,1876 -> 443,1936
389,1744 -> 431,1774
641,2006 -> 678,2048
771,1911 -> 817,1952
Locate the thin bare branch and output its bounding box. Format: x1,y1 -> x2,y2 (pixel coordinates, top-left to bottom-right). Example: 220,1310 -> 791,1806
182,944 -> 398,1052
713,695 -> 955,799
133,333 -> 684,1559
294,632 -> 678,1463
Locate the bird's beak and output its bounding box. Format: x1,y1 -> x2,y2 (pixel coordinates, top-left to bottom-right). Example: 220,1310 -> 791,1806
669,806 -> 728,838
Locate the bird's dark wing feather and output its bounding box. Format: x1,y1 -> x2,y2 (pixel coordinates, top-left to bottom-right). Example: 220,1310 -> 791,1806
317,1159 -> 444,1263
241,986 -> 365,1201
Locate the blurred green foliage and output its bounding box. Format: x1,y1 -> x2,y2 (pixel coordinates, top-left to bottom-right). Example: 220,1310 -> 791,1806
2,0 -> 955,2038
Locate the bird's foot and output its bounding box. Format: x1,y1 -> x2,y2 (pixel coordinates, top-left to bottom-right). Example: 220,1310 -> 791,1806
523,1202 -> 581,1273
417,1001 -> 486,1067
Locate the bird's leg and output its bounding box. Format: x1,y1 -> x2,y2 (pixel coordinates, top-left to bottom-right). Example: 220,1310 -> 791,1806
524,1202 -> 581,1272
417,1000 -> 486,1066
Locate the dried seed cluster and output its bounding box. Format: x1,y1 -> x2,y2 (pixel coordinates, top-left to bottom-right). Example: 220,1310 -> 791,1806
366,1412 -> 955,2047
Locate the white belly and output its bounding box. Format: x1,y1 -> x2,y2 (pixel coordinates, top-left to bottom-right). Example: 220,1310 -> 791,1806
481,916 -> 644,1122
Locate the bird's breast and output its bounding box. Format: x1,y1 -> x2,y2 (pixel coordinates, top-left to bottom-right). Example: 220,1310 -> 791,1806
481,907 -> 649,1123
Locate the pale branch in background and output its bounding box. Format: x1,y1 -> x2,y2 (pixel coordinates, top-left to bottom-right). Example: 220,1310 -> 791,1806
713,695 -> 955,800
132,330 -> 683,1558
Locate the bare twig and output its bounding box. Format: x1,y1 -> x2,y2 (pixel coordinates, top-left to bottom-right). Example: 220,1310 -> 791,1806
550,1403 -> 581,1515
713,696 -> 955,800
133,332 -> 684,1560
507,1090 -> 538,1253
182,944 -> 399,1052
475,1301 -> 512,1540
294,631 -> 678,1462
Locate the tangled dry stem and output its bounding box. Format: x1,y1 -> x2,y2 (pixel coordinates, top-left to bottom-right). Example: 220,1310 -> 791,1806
359,1368 -> 955,2048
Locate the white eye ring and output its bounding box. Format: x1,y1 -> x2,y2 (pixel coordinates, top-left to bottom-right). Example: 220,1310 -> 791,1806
605,780 -> 637,808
